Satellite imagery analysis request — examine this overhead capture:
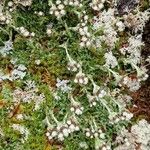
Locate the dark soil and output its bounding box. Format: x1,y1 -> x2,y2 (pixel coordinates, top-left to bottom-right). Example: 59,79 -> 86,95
117,0 -> 139,15
130,19 -> 150,121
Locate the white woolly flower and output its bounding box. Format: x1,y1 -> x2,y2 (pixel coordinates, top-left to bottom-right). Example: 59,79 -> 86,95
104,51 -> 118,68
122,34 -> 144,65
56,78 -> 72,93
13,81 -> 45,110
70,96 -> 84,115
116,21 -> 125,32
0,40 -> 13,56
12,124 -> 29,142
115,119 -> 150,150
16,0 -> 32,7
16,114 -> 24,120
123,76 -> 140,92
79,141 -> 88,149
131,119 -> 150,147
11,64 -> 27,80
74,70 -> 88,85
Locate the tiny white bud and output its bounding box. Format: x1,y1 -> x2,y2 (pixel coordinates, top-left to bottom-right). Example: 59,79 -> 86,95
79,78 -> 84,84
58,133 -> 63,139
75,108 -> 82,115
50,11 -> 53,15
93,6 -> 98,10
58,4 -> 64,10
47,29 -> 52,35
86,132 -> 90,137
82,36 -> 88,42
48,135 -> 52,140
56,0 -> 61,5
67,120 -> 71,125
30,32 -> 35,37
69,1 -> 73,5
23,31 -> 30,37
100,133 -> 105,139
94,132 -> 99,137
1,16 -> 6,21
9,9 -> 13,13
102,147 -> 107,150
75,126 -> 80,131
74,1 -> 79,6
8,1 -> 13,7
46,132 -> 50,137
64,1 -> 68,5
80,42 -> 85,47
38,11 -> 43,16
84,15 -> 88,20
79,4 -> 83,7
51,131 -> 57,137
70,107 -> 75,112
120,116 -> 125,120
54,11 -> 60,17
84,77 -> 88,84
6,19 -> 10,24
98,3 -> 104,9
92,101 -> 96,106
60,10 -> 66,15
63,128 -> 69,137
83,26 -> 88,32
69,124 -> 75,131
81,23 -> 86,27
74,78 -> 78,83
67,120 -> 72,125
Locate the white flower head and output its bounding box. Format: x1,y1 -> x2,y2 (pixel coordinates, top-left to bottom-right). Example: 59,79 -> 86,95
104,51 -> 118,68
0,40 -> 13,56
56,78 -> 72,93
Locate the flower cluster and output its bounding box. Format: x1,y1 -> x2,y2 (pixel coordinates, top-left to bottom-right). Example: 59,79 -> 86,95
86,93 -> 97,107
92,8 -> 118,48
74,69 -> 88,85
114,119 -> 150,150
131,119 -> 150,149
90,0 -> 105,11
70,96 -> 84,115
123,9 -> 150,33
121,34 -> 144,65
14,0 -> 32,7
85,127 -> 105,139
109,111 -> 133,124
16,26 -> 35,37
0,12 -> 11,24
77,12 -> 92,47
12,124 -> 29,143
49,0 -> 66,19
67,59 -> 80,72
63,44 -> 81,72
12,80 -> 45,110
123,76 -> 141,92
104,51 -> 118,68
11,64 -> 27,80
7,1 -> 15,12
64,0 -> 83,7
56,78 -> 72,93
0,40 -> 13,57
46,23 -> 53,36
0,64 -> 27,81
46,115 -> 79,141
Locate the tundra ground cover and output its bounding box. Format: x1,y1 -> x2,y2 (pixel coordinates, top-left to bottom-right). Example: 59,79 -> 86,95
0,0 -> 150,150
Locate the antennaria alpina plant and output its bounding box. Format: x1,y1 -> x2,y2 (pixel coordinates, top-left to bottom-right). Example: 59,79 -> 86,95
0,0 -> 150,149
